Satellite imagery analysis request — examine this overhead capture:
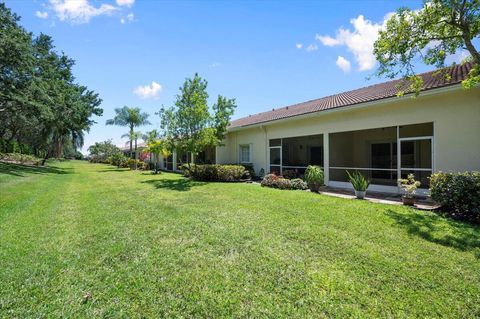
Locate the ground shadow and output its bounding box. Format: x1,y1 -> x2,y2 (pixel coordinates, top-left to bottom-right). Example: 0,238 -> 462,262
141,178 -> 207,191
385,209 -> 480,257
0,162 -> 73,177
96,168 -> 131,173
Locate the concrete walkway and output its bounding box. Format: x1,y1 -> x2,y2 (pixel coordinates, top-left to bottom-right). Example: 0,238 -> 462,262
318,187 -> 440,210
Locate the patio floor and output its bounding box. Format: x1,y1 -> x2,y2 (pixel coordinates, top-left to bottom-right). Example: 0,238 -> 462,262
319,187 -> 440,210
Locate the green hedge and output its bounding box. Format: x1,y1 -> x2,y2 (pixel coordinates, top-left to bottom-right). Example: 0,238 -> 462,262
0,152 -> 40,165
430,172 -> 480,224
182,164 -> 246,182
260,174 -> 308,190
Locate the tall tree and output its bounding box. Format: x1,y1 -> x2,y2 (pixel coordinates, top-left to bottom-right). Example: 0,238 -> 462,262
106,106 -> 150,158
374,0 -> 480,94
0,4 -> 102,161
158,73 -> 236,169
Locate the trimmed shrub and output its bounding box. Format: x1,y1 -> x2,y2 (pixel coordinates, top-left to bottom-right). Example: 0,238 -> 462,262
261,174 -> 280,188
216,165 -> 246,182
276,178 -> 292,190
304,165 -> 324,192
182,164 -> 246,182
261,175 -> 307,191
430,172 -> 480,224
291,178 -> 308,190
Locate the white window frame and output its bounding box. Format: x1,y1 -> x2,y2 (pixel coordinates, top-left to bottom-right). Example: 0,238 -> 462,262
239,144 -> 252,163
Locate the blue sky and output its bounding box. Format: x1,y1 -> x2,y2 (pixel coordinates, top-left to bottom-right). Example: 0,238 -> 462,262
6,0 -> 437,153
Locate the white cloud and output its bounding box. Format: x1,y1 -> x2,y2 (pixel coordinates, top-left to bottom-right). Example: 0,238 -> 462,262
120,13 -> 134,24
305,44 -> 318,52
116,0 -> 135,7
49,0 -> 118,24
133,81 -> 162,99
336,56 -> 351,73
209,62 -> 221,68
316,13 -> 393,71
295,43 -> 303,49
36,11 -> 49,19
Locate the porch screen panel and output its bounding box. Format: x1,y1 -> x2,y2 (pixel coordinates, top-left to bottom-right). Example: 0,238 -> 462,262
400,139 -> 432,186
399,122 -> 434,187
281,134 -> 323,177
329,126 -> 398,186
269,147 -> 281,174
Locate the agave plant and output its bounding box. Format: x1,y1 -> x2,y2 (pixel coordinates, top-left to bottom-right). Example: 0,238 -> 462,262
346,170 -> 370,192
304,165 -> 324,192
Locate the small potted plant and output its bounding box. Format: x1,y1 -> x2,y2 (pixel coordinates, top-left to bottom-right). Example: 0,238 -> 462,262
304,165 -> 324,192
398,173 -> 421,206
346,170 -> 370,199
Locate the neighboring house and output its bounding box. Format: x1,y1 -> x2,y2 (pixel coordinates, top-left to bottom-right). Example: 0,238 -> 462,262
120,141 -> 150,161
159,63 -> 480,194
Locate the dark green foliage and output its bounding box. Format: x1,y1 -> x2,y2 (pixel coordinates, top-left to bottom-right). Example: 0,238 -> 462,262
281,169 -> 298,179
0,4 -> 102,159
430,172 -> 480,224
87,140 -> 121,163
182,164 -> 245,182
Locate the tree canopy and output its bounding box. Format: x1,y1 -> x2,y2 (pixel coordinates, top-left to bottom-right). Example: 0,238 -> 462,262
158,74 -> 236,162
87,140 -> 122,163
374,0 -> 480,93
0,3 -> 103,160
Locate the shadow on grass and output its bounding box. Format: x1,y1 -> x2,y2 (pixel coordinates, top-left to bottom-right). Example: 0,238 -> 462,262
385,209 -> 480,257
141,178 -> 207,191
96,168 -> 131,173
0,162 -> 73,177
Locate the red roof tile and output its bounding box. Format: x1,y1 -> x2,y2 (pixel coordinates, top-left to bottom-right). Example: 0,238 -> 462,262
229,63 -> 473,129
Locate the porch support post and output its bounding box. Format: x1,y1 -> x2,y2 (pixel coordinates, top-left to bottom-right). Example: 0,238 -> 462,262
172,149 -> 177,171
323,133 -> 329,186
396,126 -> 401,193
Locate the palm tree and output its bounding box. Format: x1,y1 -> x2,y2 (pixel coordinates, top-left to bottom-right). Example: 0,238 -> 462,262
122,131 -> 143,169
106,106 -> 150,159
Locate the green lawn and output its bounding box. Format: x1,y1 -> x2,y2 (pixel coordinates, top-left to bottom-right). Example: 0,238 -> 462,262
1,160 -> 479,318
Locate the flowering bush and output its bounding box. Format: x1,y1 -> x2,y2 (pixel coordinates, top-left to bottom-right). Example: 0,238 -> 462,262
261,174 -> 280,187
291,178 -> 308,190
261,175 -> 307,190
276,178 -> 292,190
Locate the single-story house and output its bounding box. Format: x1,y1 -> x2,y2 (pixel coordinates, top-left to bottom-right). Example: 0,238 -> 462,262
158,63 -> 480,194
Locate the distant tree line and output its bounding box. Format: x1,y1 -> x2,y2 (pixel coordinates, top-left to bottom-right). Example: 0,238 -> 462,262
0,3 -> 102,162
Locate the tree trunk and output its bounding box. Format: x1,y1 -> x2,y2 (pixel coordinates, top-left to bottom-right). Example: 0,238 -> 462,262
134,138 -> 138,170
129,124 -> 134,159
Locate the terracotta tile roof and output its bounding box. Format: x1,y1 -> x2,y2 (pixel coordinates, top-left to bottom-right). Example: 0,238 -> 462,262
229,63 -> 473,129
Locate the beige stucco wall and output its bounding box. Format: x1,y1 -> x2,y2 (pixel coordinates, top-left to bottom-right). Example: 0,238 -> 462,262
217,86 -> 480,177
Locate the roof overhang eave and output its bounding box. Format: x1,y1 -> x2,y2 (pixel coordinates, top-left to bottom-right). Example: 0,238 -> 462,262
226,83 -> 465,133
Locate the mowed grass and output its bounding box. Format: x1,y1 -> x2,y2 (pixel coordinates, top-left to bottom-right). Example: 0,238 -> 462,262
0,161 -> 479,318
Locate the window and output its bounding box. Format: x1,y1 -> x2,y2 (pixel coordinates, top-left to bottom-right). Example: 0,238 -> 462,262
239,144 -> 251,163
